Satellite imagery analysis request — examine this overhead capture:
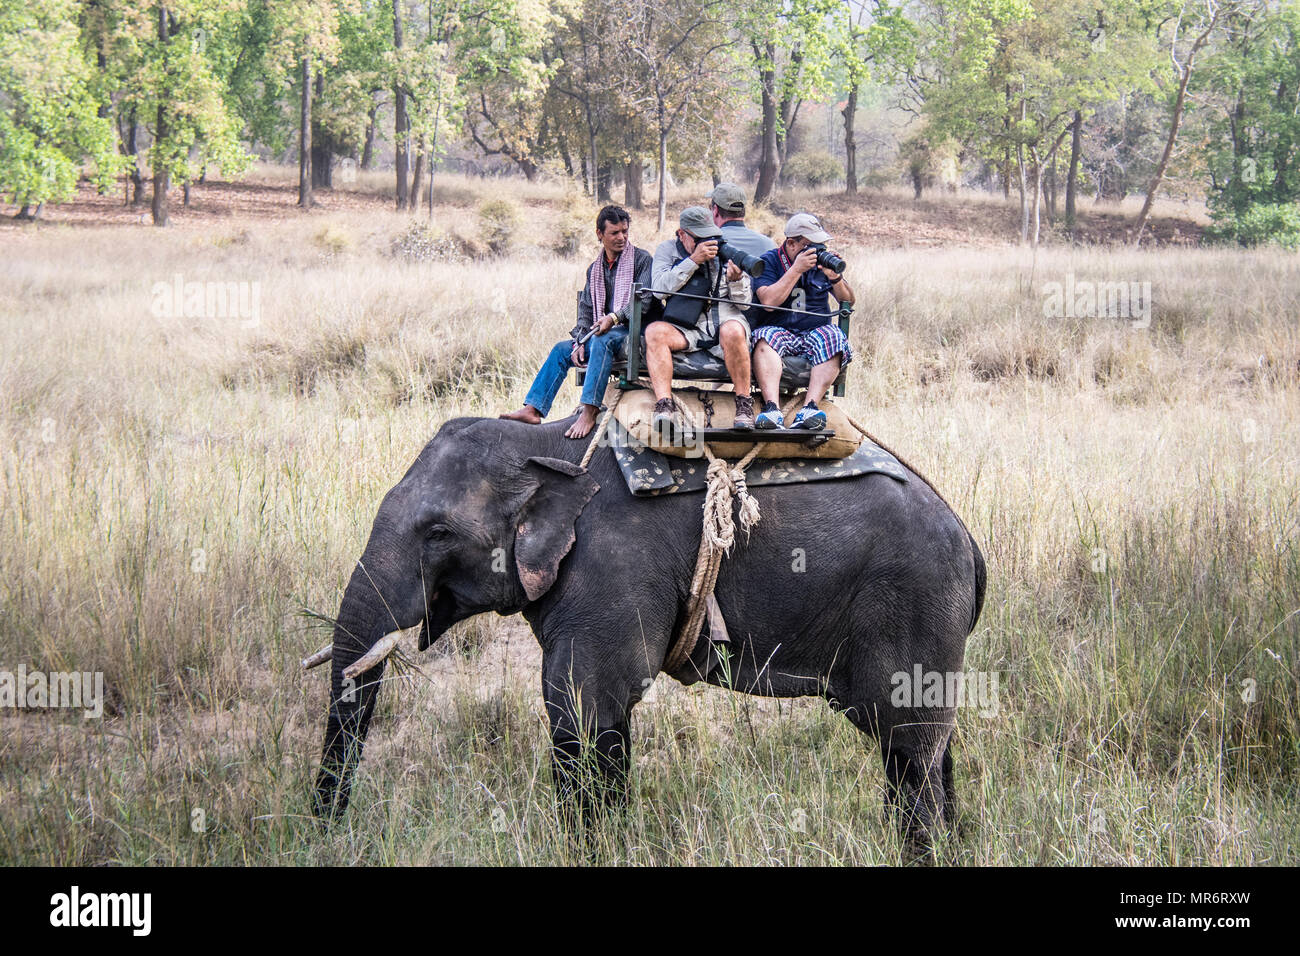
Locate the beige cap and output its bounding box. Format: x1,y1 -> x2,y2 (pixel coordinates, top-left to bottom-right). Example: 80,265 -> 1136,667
784,212 -> 830,243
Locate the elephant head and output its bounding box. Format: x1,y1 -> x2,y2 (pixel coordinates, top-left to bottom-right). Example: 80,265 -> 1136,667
313,419 -> 599,818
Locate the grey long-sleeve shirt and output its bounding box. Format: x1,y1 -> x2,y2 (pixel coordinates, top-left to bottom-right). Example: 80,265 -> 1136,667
569,246 -> 655,340
651,239 -> 752,329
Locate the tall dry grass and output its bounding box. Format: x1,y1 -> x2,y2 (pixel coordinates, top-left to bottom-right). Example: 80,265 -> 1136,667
0,186 -> 1296,864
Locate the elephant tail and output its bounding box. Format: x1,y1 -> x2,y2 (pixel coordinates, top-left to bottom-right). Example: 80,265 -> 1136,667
967,530 -> 987,634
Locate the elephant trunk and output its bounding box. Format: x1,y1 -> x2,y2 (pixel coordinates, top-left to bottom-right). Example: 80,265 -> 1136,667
312,554 -> 403,820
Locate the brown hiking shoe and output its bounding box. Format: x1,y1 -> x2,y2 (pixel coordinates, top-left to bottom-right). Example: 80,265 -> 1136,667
651,396 -> 693,444
732,393 -> 755,431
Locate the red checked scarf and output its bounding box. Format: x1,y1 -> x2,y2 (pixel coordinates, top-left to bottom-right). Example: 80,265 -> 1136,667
588,245 -> 638,320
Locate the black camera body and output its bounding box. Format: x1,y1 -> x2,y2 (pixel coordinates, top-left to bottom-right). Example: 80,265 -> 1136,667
701,238 -> 765,277
810,244 -> 847,275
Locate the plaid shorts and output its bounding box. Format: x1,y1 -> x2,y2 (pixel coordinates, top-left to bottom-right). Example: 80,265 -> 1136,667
751,324 -> 853,367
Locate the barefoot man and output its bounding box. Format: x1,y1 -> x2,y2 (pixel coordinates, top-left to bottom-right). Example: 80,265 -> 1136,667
501,205 -> 653,438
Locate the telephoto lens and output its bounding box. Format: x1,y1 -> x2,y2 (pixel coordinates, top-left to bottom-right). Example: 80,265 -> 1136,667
718,241 -> 766,277
812,245 -> 847,275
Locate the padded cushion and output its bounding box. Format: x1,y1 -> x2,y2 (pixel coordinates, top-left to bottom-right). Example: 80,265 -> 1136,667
613,389 -> 862,461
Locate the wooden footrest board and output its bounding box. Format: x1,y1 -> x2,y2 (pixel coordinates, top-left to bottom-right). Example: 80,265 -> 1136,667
697,427 -> 835,443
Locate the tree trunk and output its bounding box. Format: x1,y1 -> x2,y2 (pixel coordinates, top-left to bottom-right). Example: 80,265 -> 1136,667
361,104 -> 378,169
1134,16 -> 1219,246
126,112 -> 145,206
393,0 -> 408,210
625,159 -> 643,209
1133,75 -> 1189,243
311,71 -> 332,189
753,44 -> 778,204
1002,83 -> 1011,199
299,56 -> 313,208
151,6 -> 170,226
586,116 -> 599,199
1046,160 -> 1056,223
596,161 -> 612,202
657,128 -> 668,232
411,149 -> 425,211
1065,110 -> 1081,233
775,50 -> 803,185
842,83 -> 858,195
1031,150 -> 1044,246
559,136 -> 574,178
152,112 -> 169,226
1017,147 -> 1028,242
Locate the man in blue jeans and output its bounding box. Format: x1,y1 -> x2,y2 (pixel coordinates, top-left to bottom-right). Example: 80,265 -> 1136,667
501,205 -> 653,438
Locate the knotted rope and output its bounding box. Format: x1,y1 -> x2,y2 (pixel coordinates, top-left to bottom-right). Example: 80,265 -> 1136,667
662,393 -> 802,676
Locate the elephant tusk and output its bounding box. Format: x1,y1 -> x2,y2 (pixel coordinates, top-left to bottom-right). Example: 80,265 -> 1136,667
342,630 -> 405,680
301,644 -> 334,671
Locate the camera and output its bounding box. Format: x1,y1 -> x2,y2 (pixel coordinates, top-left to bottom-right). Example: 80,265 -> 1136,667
810,244 -> 847,275
704,239 -> 765,277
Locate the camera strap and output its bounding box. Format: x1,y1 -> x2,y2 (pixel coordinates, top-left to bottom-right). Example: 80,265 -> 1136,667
662,238 -> 720,332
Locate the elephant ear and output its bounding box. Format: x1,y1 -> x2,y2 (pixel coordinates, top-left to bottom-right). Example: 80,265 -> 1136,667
513,456 -> 600,602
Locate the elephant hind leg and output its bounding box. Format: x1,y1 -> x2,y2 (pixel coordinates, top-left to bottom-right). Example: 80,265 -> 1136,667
880,725 -> 953,862
942,736 -> 958,827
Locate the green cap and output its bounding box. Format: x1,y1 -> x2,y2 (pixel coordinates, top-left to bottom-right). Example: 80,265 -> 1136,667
708,182 -> 747,214
678,206 -> 722,239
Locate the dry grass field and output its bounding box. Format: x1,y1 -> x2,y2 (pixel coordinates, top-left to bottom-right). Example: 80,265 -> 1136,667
1,171 -> 1297,865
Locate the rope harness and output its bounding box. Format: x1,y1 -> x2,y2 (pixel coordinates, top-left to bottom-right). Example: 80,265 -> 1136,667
579,389 -> 939,681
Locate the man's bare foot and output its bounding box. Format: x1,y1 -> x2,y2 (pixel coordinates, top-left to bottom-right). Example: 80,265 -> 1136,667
500,405 -> 543,425
564,404 -> 600,439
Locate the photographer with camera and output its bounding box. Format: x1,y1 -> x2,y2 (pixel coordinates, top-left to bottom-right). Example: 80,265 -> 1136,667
751,213 -> 855,430
649,206 -> 756,437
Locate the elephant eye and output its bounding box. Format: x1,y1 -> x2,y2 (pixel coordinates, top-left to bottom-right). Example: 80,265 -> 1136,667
425,523 -> 452,541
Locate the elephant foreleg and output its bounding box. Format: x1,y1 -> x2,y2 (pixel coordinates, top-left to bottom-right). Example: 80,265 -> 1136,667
540,643 -> 642,837
314,661 -> 387,821
549,718 -> 631,834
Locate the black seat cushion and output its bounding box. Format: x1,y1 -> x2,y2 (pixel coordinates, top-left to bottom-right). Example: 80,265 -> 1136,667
609,337 -> 815,391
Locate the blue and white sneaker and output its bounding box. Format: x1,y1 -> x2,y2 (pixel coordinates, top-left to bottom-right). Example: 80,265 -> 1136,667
792,403 -> 827,430
755,402 -> 784,430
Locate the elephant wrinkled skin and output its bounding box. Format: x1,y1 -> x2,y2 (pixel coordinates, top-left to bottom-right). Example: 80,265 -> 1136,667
313,414 -> 986,850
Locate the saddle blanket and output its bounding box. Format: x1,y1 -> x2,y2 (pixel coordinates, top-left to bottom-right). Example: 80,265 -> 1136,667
607,417 -> 909,496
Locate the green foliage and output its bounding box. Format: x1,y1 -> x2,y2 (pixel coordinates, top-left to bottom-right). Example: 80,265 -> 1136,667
1208,202 -> 1300,250
1203,1 -> 1300,227
0,0 -> 123,208
109,1 -> 252,189
783,150 -> 844,188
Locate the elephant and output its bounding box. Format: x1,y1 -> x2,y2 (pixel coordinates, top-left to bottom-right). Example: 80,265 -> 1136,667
312,413 -> 986,852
